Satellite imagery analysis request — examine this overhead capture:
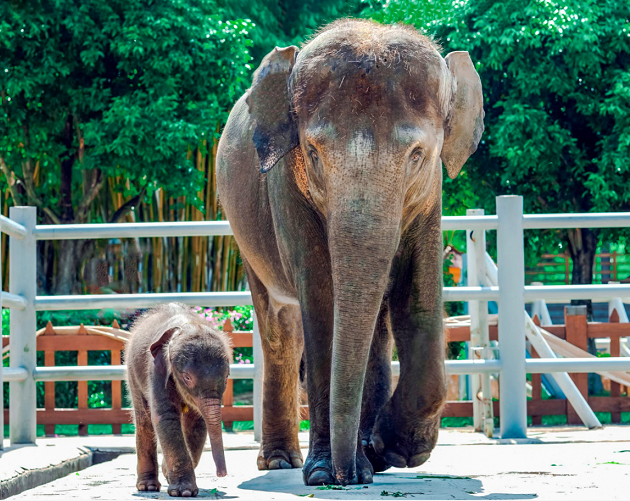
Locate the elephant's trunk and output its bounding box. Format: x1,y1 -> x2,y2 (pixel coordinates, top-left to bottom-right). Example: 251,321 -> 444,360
199,397 -> 227,477
327,191 -> 402,485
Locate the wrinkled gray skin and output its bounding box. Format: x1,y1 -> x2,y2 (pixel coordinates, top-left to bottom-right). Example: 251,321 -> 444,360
126,303 -> 232,497
216,19 -> 484,486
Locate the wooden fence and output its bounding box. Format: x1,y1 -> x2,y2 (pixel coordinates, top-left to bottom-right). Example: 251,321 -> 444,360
526,252 -> 630,285
447,307 -> 630,423
3,310 -> 629,434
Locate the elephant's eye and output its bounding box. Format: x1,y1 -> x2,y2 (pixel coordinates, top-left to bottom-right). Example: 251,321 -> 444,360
182,373 -> 193,386
411,148 -> 423,163
308,148 -> 319,164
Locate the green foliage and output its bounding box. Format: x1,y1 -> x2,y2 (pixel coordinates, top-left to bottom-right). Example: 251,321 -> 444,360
224,0 -> 364,66
367,0 -> 630,263
0,0 -> 253,215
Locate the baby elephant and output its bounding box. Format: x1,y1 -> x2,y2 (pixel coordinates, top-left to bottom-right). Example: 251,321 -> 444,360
126,303 -> 232,497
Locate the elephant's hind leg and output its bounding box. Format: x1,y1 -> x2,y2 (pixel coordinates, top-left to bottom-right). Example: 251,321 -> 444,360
247,267 -> 304,471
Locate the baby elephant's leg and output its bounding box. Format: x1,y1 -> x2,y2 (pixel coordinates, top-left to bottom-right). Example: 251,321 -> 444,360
153,404 -> 198,497
134,403 -> 161,492
183,411 -> 207,469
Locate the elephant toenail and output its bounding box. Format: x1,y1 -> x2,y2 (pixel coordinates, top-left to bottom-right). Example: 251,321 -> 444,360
279,459 -> 292,469
408,452 -> 431,468
293,458 -> 304,468
307,469 -> 335,486
384,451 -> 407,468
269,459 -> 280,469
182,489 -> 192,497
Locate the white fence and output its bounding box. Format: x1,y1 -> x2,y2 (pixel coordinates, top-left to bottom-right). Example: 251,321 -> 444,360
2,196 -> 630,447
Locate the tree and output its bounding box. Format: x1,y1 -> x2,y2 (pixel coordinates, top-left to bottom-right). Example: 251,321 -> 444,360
0,0 -> 253,293
368,0 -> 630,291
223,0 -> 364,66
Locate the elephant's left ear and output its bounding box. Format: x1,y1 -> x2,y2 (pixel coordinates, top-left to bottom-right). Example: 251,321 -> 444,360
441,51 -> 485,179
247,46 -> 300,173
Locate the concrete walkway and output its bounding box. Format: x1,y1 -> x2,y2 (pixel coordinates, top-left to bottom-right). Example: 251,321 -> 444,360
3,427 -> 630,500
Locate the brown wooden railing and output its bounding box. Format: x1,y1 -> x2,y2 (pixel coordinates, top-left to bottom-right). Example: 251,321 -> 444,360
4,310 -> 629,434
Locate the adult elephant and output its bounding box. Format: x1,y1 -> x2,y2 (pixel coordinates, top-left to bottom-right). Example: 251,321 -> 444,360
216,19 -> 484,486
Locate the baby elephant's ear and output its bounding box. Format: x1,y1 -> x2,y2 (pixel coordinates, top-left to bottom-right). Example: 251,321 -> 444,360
247,46 -> 299,173
149,327 -> 179,359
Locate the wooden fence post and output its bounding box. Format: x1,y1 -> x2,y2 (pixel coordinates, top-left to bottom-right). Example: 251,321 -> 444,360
222,318 -> 235,431
530,315 -> 542,426
565,305 -> 589,425
609,309 -> 621,423
77,324 -> 88,436
43,322 -> 56,436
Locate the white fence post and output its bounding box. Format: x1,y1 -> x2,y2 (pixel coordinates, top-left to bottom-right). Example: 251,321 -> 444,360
252,310 -> 263,442
9,207 -> 37,444
466,208 -> 494,437
496,196 -> 527,438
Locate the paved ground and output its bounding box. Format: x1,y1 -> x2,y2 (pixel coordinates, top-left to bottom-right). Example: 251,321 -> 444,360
4,427 -> 630,500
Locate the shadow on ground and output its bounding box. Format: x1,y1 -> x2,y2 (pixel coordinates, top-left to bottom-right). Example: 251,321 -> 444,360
238,469 -> 538,499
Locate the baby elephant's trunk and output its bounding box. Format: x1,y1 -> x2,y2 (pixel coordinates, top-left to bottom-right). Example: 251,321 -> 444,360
199,397 -> 227,477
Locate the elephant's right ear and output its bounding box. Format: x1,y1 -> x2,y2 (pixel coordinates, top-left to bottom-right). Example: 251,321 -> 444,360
247,46 -> 299,173
149,327 -> 180,359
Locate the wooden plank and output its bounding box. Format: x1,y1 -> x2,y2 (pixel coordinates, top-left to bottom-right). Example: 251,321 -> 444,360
608,310 -> 621,423
230,332 -> 253,348
530,346 -> 542,425
37,336 -> 124,351
44,350 -> 56,436
589,396 -> 630,413
78,350 -> 88,436
111,349 -> 122,434
565,307 -> 589,425
587,323 -> 630,339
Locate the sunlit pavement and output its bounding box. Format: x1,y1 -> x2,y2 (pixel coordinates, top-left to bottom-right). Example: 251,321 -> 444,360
6,427 -> 630,500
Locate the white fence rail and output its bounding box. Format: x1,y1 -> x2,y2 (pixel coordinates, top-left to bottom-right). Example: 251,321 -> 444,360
2,198 -> 630,447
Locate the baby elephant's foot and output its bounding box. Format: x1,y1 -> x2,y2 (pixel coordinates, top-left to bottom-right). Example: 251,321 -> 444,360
136,473 -> 161,492
257,443 -> 303,470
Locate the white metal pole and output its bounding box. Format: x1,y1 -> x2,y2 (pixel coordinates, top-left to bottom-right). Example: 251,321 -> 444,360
466,209 -> 493,436
252,310 -> 263,442
531,282 -> 553,326
9,207 -> 37,444
496,196 -> 527,438
466,211 -> 481,432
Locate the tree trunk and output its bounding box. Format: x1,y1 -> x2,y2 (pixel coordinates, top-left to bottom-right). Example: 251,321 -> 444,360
566,227 -> 602,394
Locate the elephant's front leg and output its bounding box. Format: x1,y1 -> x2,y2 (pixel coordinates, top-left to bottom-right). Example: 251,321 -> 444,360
371,228 -> 446,469
152,404 -> 198,497
360,303 -> 394,473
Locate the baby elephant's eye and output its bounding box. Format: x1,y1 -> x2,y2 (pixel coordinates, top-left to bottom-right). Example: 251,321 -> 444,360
182,373 -> 193,386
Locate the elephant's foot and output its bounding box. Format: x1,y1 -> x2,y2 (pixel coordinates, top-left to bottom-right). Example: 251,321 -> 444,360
257,441 -> 304,470
165,471 -> 198,497
136,473 -> 161,492
361,434 -> 391,473
303,447 -> 373,486
370,403 -> 440,469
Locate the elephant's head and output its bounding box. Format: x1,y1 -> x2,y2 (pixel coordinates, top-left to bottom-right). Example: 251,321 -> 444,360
247,19 -> 483,484
150,319 -> 232,477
